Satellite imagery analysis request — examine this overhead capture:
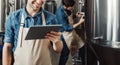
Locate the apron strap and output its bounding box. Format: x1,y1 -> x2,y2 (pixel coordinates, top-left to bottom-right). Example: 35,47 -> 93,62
17,13 -> 24,47
42,12 -> 46,26
68,15 -> 74,25
64,11 -> 74,25
17,12 -> 46,47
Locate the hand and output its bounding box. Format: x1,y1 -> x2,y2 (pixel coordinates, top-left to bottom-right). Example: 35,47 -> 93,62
76,12 -> 85,18
45,31 -> 61,43
78,15 -> 85,24
45,31 -> 63,53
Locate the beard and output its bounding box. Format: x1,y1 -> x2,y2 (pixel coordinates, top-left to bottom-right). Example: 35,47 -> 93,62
29,1 -> 43,12
31,4 -> 41,11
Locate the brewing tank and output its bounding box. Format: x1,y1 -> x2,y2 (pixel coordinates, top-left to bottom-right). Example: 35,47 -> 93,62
0,0 -> 6,33
85,0 -> 120,48
44,0 -> 57,14
85,0 -> 120,65
0,0 -> 26,33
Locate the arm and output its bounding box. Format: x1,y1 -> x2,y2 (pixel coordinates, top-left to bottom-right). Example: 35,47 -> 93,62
2,12 -> 15,65
52,40 -> 63,53
55,9 -> 73,31
45,31 -> 63,53
2,43 -> 13,65
73,15 -> 85,28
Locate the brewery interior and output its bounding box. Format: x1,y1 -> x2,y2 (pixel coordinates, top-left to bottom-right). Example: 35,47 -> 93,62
0,0 -> 120,65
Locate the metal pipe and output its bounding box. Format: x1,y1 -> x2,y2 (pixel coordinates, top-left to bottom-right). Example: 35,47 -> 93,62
0,0 -> 6,32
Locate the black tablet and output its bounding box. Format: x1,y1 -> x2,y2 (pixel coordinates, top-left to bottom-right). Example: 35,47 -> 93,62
25,25 -> 62,40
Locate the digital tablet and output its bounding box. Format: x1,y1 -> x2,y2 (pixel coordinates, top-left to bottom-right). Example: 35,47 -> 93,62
25,25 -> 62,40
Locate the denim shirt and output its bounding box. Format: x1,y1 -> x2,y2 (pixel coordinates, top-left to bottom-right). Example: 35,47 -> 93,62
4,7 -> 59,51
55,5 -> 73,32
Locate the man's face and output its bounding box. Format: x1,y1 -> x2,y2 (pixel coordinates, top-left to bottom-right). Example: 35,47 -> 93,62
66,5 -> 75,11
27,0 -> 45,11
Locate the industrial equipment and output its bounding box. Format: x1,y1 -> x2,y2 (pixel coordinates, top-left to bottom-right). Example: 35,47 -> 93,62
44,0 -> 57,14
85,0 -> 120,65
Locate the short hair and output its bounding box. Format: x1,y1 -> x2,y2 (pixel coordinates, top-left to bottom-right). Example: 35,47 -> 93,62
62,0 -> 75,7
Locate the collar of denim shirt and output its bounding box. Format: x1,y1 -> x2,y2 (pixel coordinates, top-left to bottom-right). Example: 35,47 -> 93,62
22,6 -> 43,19
60,5 -> 68,18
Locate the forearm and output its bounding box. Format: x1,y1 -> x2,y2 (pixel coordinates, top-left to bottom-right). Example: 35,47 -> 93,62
73,15 -> 85,28
2,43 -> 12,65
53,40 -> 63,53
73,22 -> 82,28
73,20 -> 84,29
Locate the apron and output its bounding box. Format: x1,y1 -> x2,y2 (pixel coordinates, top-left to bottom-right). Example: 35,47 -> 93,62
62,15 -> 84,51
62,13 -> 85,65
14,12 -> 52,65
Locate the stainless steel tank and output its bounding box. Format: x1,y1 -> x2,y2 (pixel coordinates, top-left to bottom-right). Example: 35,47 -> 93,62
44,0 -> 57,14
85,0 -> 120,48
0,0 -> 26,33
0,0 -> 6,32
85,0 -> 120,65
9,0 -> 26,13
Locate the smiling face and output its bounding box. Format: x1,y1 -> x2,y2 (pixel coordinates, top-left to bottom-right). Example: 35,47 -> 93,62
26,0 -> 45,11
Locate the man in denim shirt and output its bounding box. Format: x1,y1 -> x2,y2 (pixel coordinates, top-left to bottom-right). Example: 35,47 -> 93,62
3,0 -> 63,65
55,0 -> 84,65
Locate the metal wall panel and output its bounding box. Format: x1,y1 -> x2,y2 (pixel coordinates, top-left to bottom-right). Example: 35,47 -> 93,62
0,0 -> 6,32
85,0 -> 120,48
0,0 -> 26,33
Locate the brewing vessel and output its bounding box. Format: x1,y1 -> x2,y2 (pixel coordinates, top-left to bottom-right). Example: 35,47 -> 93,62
85,0 -> 120,65
44,0 -> 57,14
85,0 -> 120,48
0,0 -> 26,33
0,0 -> 6,32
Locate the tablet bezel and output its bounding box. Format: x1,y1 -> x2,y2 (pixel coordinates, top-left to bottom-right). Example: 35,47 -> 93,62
25,25 -> 62,40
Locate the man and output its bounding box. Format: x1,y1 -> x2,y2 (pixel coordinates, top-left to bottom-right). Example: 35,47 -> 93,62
2,0 -> 63,65
55,0 -> 85,65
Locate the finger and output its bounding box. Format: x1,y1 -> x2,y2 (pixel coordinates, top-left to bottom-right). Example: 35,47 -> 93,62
46,33 -> 56,38
45,35 -> 59,42
45,36 -> 54,42
50,31 -> 61,36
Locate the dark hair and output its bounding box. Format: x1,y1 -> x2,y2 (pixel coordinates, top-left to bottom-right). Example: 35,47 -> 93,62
62,0 -> 75,7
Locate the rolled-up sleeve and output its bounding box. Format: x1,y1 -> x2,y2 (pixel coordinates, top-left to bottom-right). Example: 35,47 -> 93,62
4,14 -> 14,44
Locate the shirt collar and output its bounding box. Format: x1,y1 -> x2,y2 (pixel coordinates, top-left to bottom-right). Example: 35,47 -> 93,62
22,6 -> 43,19
61,5 -> 72,16
60,5 -> 68,17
